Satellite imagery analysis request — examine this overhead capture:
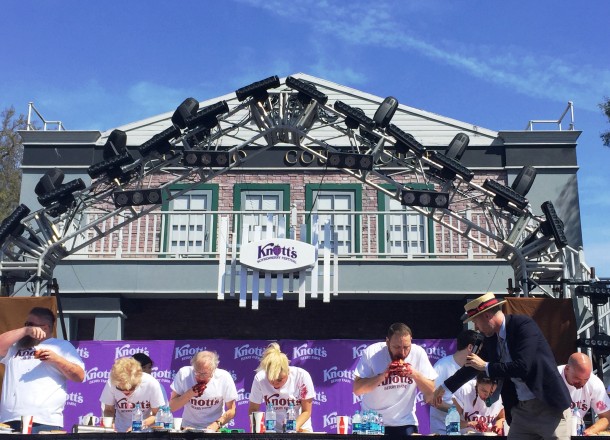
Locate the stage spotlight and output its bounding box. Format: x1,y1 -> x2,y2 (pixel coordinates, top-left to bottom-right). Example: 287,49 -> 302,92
511,165 -> 537,197
285,77 -> 328,105
483,179 -> 528,211
0,204 -> 31,246
172,98 -> 199,129
575,281 -> 610,306
35,168 -> 64,197
113,189 -> 162,208
359,127 -> 382,145
235,75 -> 280,102
333,101 -> 375,130
182,150 -> 231,168
185,101 -> 230,130
429,151 -> 474,182
540,201 -> 568,248
138,125 -> 181,157
88,152 -> 134,180
445,133 -> 470,161
373,96 -> 399,128
37,178 -> 86,215
579,334 -> 610,351
401,189 -> 449,209
326,152 -> 373,171
102,129 -> 128,160
386,124 -> 425,157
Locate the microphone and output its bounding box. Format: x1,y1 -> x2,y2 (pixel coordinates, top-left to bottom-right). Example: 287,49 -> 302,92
472,332 -> 484,355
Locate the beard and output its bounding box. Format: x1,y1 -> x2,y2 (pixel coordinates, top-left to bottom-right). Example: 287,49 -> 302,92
17,336 -> 40,349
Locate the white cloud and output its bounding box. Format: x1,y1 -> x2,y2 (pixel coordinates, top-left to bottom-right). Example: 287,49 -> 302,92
237,0 -> 610,113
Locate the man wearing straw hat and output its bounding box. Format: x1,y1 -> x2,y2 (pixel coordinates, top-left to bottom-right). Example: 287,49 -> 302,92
433,292 -> 571,440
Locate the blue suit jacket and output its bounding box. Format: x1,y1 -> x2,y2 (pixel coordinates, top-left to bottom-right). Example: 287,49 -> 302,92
444,314 -> 571,423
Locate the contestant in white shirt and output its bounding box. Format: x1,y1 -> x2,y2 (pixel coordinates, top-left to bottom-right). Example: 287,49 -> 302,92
248,342 -> 316,432
453,373 -> 505,434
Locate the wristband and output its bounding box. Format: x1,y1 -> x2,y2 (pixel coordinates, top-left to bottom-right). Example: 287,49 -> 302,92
216,419 -> 223,428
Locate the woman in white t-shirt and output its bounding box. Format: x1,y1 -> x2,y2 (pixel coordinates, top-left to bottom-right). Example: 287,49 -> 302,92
100,357 -> 166,432
248,343 -> 316,432
452,373 -> 505,434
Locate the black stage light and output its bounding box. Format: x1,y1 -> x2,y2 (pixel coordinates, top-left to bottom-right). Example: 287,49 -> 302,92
483,179 -> 528,211
35,168 -> 64,197
359,127 -> 382,145
88,151 -> 134,179
445,133 -> 470,161
326,152 -> 374,171
37,179 -> 86,207
182,150 -> 231,168
575,281 -> 610,306
540,201 -> 568,248
0,204 -> 31,246
172,98 -> 200,129
401,189 -> 449,209
138,126 -> 181,157
113,189 -> 162,208
102,129 -> 128,160
333,101 -> 375,130
285,77 -> 328,105
185,101 -> 230,130
386,124 -> 425,157
429,151 -> 474,182
511,165 -> 537,197
373,96 -> 399,128
235,76 -> 280,102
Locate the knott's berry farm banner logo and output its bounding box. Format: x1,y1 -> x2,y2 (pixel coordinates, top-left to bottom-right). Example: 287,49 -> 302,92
240,238 -> 316,273
65,338 -> 455,435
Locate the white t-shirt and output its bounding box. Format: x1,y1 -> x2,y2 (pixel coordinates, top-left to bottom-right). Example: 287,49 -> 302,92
453,379 -> 503,431
559,365 -> 610,418
0,338 -> 85,428
100,372 -> 166,432
354,341 -> 437,427
171,366 -> 238,429
249,366 -> 316,431
429,354 -> 461,434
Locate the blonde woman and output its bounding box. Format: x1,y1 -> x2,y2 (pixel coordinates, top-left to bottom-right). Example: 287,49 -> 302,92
100,357 -> 165,432
248,343 -> 315,432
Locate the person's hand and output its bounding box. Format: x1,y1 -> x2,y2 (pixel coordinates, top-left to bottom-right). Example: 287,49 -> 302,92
464,353 -> 486,371
432,386 -> 446,406
34,348 -> 56,362
491,422 -> 504,435
26,326 -> 46,340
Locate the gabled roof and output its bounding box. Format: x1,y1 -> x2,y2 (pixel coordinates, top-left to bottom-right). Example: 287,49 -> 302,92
105,73 -> 498,147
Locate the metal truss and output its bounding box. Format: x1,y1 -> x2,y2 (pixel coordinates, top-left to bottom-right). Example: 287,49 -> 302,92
0,75 -> 586,297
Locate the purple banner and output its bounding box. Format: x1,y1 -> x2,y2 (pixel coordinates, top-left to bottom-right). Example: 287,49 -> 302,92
66,338 -> 455,434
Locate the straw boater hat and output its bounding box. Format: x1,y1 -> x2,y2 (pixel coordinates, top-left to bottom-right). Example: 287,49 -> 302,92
462,292 -> 507,323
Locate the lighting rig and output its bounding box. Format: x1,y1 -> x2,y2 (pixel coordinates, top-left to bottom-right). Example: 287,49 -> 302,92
0,74 -> 578,298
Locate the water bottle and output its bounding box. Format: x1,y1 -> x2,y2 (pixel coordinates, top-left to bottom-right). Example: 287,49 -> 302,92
132,403 -> 143,432
362,410 -> 370,435
370,411 -> 380,435
352,410 -> 362,435
378,414 -> 384,436
571,408 -> 584,436
445,406 -> 460,435
265,403 -> 277,433
154,405 -> 165,428
285,402 -> 297,433
163,405 -> 174,430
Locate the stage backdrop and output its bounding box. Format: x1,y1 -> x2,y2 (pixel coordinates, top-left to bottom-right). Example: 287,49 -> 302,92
66,338 -> 456,434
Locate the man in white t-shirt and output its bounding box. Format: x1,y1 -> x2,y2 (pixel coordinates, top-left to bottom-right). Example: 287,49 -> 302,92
559,352 -> 610,436
100,357 -> 166,432
0,307 -> 85,433
429,330 -> 479,434
169,351 -> 238,431
353,322 -> 437,438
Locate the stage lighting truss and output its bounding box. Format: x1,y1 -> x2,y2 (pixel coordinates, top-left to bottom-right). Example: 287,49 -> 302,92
0,74 -> 580,298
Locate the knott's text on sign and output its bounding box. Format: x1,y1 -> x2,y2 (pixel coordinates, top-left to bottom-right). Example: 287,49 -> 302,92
240,238 -> 316,273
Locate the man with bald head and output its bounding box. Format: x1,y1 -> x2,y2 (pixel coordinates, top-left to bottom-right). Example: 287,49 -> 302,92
559,352 -> 610,435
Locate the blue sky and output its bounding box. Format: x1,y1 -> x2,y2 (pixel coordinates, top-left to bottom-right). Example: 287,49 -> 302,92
2,0 -> 609,277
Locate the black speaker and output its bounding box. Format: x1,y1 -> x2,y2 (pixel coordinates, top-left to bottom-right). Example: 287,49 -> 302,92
373,96 -> 399,128
172,98 -> 199,129
445,133 -> 470,160
511,166 -> 537,197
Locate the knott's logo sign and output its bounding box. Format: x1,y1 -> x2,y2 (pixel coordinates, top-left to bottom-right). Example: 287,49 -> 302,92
240,238 -> 316,273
